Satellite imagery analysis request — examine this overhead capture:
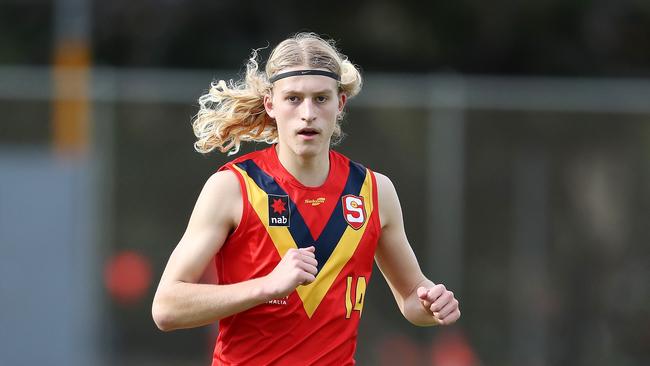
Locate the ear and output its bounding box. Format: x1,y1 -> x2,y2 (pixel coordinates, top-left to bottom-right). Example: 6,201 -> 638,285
338,93 -> 347,113
264,93 -> 275,119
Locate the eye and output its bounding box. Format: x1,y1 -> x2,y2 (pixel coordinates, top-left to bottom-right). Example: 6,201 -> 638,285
286,96 -> 301,103
316,95 -> 329,103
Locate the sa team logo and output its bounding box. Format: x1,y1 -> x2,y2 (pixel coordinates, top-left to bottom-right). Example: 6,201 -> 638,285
268,194 -> 290,226
342,194 -> 366,230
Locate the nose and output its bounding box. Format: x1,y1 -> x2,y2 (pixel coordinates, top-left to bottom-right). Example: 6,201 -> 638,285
300,99 -> 316,122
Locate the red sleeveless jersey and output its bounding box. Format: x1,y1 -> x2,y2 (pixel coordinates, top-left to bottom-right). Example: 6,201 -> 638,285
212,146 -> 381,365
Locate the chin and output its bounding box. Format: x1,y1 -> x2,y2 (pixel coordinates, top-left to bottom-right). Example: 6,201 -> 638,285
292,140 -> 328,157
293,145 -> 321,158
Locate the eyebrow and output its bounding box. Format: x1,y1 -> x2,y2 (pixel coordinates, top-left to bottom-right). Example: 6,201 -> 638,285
279,89 -> 335,95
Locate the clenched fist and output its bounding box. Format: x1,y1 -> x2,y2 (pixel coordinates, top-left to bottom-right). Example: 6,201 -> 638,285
264,246 -> 318,298
417,284 -> 460,325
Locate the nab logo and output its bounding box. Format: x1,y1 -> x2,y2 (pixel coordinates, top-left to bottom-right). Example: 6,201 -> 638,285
268,194 -> 290,227
342,195 -> 366,230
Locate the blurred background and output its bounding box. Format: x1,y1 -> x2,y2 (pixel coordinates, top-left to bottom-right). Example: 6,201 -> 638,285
1,0 -> 649,365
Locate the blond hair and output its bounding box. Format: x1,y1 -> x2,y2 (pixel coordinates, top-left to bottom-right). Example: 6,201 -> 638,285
193,32 -> 363,155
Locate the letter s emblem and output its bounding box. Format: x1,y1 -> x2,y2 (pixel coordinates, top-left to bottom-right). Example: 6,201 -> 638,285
342,195 -> 366,230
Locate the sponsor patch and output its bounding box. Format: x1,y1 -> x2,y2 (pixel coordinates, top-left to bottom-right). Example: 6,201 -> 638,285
268,194 -> 290,226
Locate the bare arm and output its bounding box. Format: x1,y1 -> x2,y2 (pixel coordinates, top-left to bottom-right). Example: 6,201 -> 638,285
374,173 -> 460,326
151,170 -> 318,331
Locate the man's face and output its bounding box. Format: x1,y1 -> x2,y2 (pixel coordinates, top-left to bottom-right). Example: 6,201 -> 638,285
264,67 -> 346,158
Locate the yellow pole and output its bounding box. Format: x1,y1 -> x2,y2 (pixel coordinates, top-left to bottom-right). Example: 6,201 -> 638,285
52,39 -> 90,155
51,0 -> 92,156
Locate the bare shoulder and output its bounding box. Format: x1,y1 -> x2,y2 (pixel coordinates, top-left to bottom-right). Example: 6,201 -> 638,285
204,169 -> 240,193
191,169 -> 243,230
373,171 -> 399,203
374,171 -> 395,193
373,171 -> 401,229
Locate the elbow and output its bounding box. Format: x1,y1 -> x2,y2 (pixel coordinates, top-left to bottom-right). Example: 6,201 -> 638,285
151,297 -> 177,332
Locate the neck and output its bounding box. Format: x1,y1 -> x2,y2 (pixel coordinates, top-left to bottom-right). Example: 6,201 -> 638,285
275,144 -> 330,187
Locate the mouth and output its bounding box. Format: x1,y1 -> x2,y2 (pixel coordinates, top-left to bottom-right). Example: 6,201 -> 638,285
297,127 -> 320,137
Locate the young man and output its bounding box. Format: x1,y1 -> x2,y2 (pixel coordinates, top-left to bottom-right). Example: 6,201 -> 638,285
152,32 -> 460,365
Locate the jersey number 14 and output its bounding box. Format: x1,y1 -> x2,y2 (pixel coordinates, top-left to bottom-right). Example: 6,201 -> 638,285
345,276 -> 367,319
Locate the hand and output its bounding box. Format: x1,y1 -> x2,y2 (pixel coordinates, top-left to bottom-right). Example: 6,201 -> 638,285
417,284 -> 460,325
264,246 -> 318,298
